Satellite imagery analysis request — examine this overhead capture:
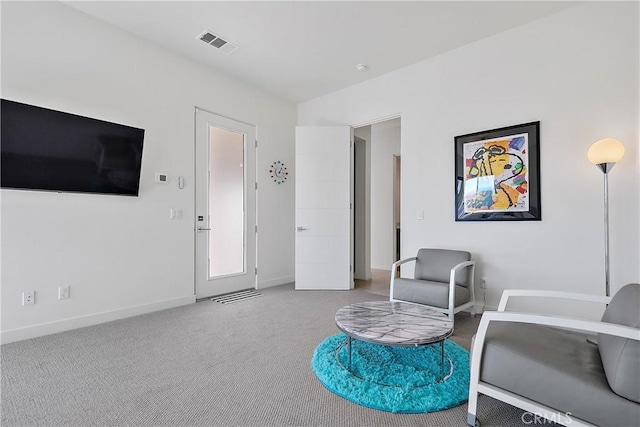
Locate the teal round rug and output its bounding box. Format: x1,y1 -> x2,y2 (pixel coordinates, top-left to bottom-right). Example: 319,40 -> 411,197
311,333 -> 470,413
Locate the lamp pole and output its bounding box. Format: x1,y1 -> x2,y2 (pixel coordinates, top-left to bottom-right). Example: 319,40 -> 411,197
588,138 -> 625,298
597,162 -> 612,297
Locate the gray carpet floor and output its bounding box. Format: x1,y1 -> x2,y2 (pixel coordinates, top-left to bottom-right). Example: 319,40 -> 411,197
2,284 -> 537,426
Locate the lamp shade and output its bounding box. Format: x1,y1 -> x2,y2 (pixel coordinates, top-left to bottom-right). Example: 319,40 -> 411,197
588,138 -> 625,165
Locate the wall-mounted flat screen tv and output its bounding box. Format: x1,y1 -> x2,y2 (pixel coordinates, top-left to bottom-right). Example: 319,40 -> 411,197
1,99 -> 144,196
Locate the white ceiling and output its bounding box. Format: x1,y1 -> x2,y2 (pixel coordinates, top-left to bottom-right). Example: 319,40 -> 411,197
66,1 -> 579,104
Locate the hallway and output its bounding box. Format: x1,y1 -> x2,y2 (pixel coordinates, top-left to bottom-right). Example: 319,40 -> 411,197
354,269 -> 391,297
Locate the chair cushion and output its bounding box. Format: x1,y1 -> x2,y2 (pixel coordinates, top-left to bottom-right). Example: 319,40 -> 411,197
414,249 -> 471,287
479,322 -> 640,427
393,278 -> 469,308
598,283 -> 640,403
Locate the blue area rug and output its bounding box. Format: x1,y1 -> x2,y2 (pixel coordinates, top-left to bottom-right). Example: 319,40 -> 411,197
311,333 -> 470,413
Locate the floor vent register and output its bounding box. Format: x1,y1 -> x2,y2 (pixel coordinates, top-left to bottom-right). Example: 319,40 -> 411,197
210,289 -> 263,304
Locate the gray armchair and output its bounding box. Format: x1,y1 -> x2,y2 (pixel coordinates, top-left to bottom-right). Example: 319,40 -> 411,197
389,248 -> 477,325
467,283 -> 640,427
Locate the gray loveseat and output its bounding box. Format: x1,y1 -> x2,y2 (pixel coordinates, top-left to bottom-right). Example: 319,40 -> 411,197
467,283 -> 640,426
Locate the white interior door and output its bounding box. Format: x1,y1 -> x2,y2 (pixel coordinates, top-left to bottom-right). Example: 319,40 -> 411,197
195,108 -> 256,298
295,126 -> 353,290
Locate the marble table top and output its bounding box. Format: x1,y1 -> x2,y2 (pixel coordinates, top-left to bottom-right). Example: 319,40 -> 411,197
335,301 -> 453,346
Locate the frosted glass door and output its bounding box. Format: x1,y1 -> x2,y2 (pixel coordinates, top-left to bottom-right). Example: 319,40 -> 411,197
208,127 -> 244,278
195,109 -> 256,298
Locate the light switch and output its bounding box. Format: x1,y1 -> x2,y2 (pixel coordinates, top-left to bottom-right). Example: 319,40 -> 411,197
170,209 -> 183,219
417,210 -> 424,220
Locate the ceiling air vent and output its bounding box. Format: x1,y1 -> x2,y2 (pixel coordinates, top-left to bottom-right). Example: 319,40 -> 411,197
197,30 -> 239,55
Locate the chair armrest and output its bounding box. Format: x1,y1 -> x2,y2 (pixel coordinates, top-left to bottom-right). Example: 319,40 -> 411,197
389,257 -> 417,301
447,261 -> 476,312
449,260 -> 476,283
477,311 -> 640,341
469,311 -> 640,400
391,256 -> 417,271
497,290 -> 612,312
451,260 -> 476,271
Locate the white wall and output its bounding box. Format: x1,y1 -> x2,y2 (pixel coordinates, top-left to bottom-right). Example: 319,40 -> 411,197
1,2 -> 296,342
299,2 -> 640,315
370,121 -> 401,269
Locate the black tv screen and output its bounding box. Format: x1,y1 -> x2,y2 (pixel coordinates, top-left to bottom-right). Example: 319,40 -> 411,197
1,99 -> 144,196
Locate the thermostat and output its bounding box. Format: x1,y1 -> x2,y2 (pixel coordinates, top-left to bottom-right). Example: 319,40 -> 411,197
155,173 -> 169,184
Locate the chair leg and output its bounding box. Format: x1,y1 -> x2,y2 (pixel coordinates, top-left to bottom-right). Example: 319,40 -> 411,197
467,413 -> 480,427
467,389 -> 480,426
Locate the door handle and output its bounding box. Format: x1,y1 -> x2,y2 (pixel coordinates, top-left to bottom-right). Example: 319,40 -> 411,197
296,226 -> 309,231
197,227 -> 211,232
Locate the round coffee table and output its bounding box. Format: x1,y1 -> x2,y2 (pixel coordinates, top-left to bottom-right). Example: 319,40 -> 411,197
335,301 -> 454,381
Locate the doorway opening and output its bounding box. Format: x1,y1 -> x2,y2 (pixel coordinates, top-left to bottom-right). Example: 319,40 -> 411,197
353,118 -> 401,297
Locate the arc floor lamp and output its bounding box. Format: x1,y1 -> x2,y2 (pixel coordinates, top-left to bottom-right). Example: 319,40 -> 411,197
587,138 -> 625,297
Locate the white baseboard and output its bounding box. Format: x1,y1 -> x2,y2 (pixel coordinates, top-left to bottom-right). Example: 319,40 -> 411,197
257,276 -> 294,289
1,295 -> 196,344
460,303 -> 496,316
472,303 -> 497,314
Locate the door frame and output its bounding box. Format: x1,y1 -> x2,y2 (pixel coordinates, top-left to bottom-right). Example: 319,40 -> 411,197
353,135 -> 371,280
351,114 -> 402,280
194,106 -> 257,298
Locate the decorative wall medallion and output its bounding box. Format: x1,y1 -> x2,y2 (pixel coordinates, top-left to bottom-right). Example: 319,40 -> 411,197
269,161 -> 288,184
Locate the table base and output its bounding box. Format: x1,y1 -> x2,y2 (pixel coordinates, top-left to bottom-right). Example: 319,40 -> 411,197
335,337 -> 454,387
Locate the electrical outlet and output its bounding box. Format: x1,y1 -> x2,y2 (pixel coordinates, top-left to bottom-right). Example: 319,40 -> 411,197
480,277 -> 488,289
58,286 -> 70,300
22,290 -> 35,306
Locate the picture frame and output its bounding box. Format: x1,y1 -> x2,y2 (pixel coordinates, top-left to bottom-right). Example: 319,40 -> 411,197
454,121 -> 541,221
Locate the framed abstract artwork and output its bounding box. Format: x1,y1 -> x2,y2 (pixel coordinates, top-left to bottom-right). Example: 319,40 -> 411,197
454,121 -> 541,221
